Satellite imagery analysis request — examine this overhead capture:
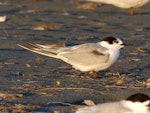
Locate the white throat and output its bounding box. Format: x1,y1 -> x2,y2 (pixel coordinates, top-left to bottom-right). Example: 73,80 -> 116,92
122,100 -> 150,113
98,41 -> 121,65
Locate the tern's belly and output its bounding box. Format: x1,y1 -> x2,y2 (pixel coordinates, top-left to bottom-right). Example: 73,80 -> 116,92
72,63 -> 112,72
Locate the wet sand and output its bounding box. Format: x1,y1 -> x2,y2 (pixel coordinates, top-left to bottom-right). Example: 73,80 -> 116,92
0,0 -> 150,112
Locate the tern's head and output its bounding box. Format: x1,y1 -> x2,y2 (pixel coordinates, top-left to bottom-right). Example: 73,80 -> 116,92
100,36 -> 125,49
124,93 -> 150,113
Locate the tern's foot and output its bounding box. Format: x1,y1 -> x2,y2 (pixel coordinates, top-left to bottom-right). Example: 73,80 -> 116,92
89,71 -> 101,79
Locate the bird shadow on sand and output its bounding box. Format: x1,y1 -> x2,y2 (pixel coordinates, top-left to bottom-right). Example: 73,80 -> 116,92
144,64 -> 150,69
140,12 -> 150,15
128,62 -> 150,73
0,48 -> 25,52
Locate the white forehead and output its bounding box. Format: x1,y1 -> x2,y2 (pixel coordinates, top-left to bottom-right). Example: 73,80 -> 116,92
116,37 -> 123,43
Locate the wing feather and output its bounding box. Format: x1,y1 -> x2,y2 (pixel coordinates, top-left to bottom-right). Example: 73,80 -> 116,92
17,42 -> 58,58
58,43 -> 109,66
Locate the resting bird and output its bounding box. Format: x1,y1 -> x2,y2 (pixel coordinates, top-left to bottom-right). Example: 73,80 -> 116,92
18,36 -> 125,75
86,0 -> 150,15
76,93 -> 150,113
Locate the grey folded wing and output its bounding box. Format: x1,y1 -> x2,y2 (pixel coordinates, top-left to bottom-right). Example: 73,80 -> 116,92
58,43 -> 110,66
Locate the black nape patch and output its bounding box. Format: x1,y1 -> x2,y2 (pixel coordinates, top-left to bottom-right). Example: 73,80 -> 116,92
102,36 -> 117,44
126,93 -> 150,102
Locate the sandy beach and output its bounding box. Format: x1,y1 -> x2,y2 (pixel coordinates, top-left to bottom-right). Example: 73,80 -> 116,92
0,0 -> 149,112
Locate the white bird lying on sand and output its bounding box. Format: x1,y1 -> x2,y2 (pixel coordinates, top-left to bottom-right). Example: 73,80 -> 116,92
18,36 -> 125,76
86,0 -> 150,15
76,93 -> 150,113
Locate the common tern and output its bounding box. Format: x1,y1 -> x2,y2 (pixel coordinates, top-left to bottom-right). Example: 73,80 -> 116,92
86,0 -> 150,15
18,36 -> 125,75
76,93 -> 150,113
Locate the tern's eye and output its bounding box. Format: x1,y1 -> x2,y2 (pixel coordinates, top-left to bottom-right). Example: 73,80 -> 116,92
114,40 -> 119,43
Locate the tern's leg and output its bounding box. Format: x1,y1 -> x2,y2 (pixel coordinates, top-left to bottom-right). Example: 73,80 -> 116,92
129,7 -> 134,15
129,7 -> 139,15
